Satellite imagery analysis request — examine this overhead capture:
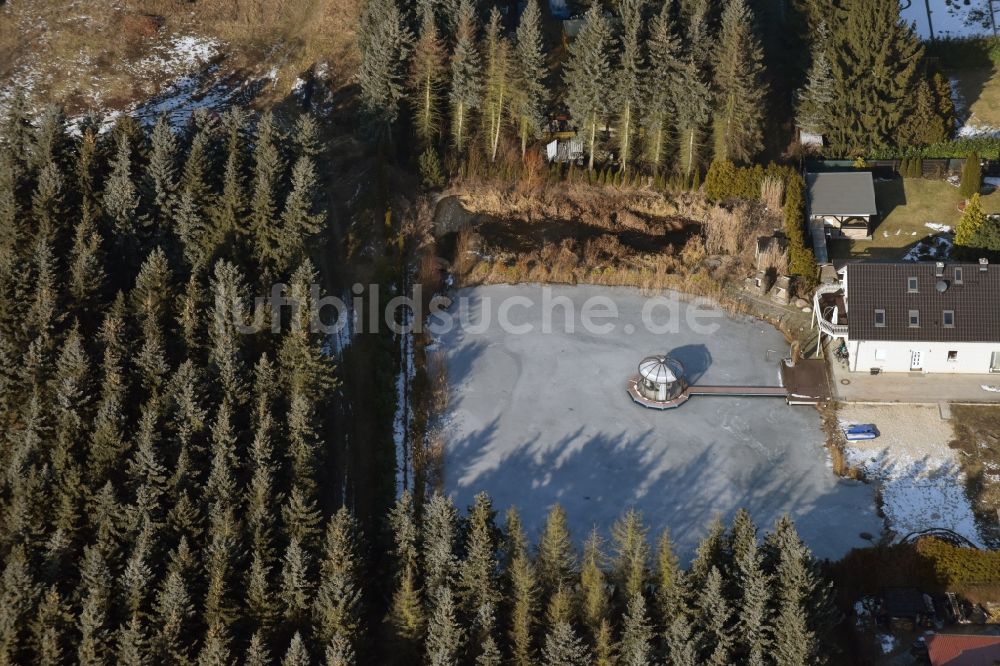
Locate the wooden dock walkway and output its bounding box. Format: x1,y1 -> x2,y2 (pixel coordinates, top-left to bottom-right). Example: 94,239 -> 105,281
627,376 -> 789,410
688,385 -> 788,397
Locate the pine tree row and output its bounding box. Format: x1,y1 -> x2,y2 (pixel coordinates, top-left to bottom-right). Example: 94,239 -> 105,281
360,0 -> 956,179
382,492 -> 839,666
358,0 -> 768,179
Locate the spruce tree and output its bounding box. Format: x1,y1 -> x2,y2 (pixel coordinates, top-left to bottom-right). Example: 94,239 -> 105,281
541,621 -> 590,666
564,4 -> 614,171
410,1 -> 447,147
68,215 -> 105,313
713,0 -> 767,162
507,545 -> 537,666
282,632 -> 310,666
654,530 -> 682,624
619,592 -> 654,666
423,492 -> 459,594
457,492 -> 500,617
280,538 -> 314,632
245,632 -> 272,666
578,529 -> 609,637
665,612 -> 699,666
730,512 -> 771,666
313,509 -> 363,649
694,567 -> 732,665
278,155 -> 323,274
901,76 -> 952,147
796,21 -> 835,138
512,0 -> 547,159
482,8 -> 511,162
214,108 -> 247,249
674,57 -> 712,185
145,115 -> 178,230
643,1 -> 684,171
358,0 -> 412,137
425,586 -> 463,666
612,507 -> 650,601
249,111 -> 284,273
387,563 -> 424,658
449,0 -> 483,152
197,622 -> 232,666
103,132 -> 141,253
325,633 -> 356,666
766,517 -> 819,666
826,0 -> 922,151
536,504 -> 576,598
613,0 -> 647,172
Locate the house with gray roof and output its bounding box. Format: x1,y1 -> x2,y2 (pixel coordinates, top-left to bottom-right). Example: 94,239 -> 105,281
807,171 -> 878,241
815,260 -> 1000,374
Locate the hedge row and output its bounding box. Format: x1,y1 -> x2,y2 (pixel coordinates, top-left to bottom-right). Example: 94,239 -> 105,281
703,159 -> 818,287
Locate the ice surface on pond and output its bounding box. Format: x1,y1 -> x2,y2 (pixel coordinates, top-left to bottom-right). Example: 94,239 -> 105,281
440,285 -> 881,563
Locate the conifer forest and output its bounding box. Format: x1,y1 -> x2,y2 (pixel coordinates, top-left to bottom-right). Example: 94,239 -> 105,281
0,0 -> 991,663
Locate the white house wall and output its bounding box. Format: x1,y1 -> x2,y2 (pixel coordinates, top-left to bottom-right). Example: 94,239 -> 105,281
853,340 -> 1000,374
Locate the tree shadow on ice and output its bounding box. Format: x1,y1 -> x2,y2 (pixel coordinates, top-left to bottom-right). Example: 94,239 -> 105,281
445,422 -> 880,562
666,344 -> 712,385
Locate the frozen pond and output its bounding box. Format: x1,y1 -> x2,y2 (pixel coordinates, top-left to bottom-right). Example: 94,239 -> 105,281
902,0 -> 995,39
438,285 -> 881,562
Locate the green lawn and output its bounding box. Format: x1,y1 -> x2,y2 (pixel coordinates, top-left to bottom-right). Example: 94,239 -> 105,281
950,66 -> 1000,130
830,178 -> 1000,261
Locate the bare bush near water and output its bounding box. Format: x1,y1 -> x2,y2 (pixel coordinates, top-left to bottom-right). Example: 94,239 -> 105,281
757,241 -> 789,275
760,174 -> 785,211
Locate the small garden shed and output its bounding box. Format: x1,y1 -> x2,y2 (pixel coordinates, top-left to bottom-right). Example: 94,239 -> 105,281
807,171 -> 878,240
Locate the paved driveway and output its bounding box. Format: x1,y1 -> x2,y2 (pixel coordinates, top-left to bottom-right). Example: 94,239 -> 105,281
439,285 -> 881,562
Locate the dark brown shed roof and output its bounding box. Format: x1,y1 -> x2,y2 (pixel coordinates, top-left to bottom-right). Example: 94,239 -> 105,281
846,262 -> 1000,343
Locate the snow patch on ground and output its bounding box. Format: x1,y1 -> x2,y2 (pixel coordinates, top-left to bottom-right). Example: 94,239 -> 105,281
129,35 -> 220,76
840,405 -> 983,547
877,633 -> 897,655
902,234 -> 953,262
926,222 -> 953,233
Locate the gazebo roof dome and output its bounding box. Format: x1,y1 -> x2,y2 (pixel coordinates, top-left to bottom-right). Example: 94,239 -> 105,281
638,355 -> 684,385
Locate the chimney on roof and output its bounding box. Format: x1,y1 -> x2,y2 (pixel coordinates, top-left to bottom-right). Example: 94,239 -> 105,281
935,262 -> 945,277
981,258 -> 990,272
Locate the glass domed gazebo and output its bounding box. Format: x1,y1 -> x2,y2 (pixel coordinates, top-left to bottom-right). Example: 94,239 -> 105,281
638,355 -> 686,401
628,354 -> 690,408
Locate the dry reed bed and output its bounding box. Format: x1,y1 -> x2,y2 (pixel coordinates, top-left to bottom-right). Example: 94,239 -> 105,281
454,180 -> 691,236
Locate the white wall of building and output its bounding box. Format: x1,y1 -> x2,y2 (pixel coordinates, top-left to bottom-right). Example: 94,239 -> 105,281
851,339 -> 1000,374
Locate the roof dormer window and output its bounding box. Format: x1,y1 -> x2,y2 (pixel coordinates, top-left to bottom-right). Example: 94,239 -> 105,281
874,309 -> 886,327
954,267 -> 964,284
943,310 -> 955,328
907,277 -> 919,293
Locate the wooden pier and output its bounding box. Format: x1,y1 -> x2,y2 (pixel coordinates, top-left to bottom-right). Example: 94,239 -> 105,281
627,376 -> 788,410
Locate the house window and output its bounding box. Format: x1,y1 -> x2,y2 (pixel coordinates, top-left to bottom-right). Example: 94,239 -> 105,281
875,349 -> 888,361
948,351 -> 959,362
909,310 -> 920,327
943,310 -> 955,328
874,309 -> 886,327
907,277 -> 919,293
955,267 -> 964,284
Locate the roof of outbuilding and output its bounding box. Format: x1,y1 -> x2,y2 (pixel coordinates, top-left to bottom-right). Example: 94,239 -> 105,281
927,633 -> 1000,666
807,171 -> 878,217
846,262 -> 1000,343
